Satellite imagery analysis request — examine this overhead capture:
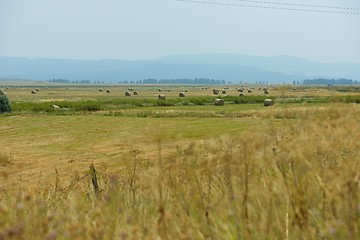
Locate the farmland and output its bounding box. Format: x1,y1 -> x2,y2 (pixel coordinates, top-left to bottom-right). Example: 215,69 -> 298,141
0,83 -> 359,239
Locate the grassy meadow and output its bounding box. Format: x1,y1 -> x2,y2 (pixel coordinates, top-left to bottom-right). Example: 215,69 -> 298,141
0,83 -> 359,239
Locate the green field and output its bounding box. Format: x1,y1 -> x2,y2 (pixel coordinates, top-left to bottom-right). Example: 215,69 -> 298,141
0,84 -> 359,239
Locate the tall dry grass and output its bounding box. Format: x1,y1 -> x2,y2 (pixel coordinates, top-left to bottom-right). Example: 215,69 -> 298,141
0,104 -> 359,239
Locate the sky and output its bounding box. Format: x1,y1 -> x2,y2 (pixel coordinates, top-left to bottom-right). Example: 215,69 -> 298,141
0,0 -> 359,63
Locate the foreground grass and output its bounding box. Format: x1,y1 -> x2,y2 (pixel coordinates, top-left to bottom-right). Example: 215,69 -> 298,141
0,103 -> 359,239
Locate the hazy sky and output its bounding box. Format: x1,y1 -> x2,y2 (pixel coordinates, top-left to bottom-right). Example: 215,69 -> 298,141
0,0 -> 359,63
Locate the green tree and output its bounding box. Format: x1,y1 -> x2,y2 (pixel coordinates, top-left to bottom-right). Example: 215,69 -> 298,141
0,94 -> 12,114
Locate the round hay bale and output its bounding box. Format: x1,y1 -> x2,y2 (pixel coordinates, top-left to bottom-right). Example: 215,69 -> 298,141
213,89 -> 219,95
247,89 -> 252,93
36,88 -> 40,92
125,91 -> 132,96
31,90 -> 36,94
179,92 -> 185,97
51,105 -> 60,110
214,98 -> 224,106
222,90 -> 227,94
99,88 -> 103,92
264,99 -> 273,107
106,89 -> 111,93
238,89 -> 243,92
239,93 -> 244,96
264,90 -> 269,94
133,91 -> 138,96
158,94 -> 166,100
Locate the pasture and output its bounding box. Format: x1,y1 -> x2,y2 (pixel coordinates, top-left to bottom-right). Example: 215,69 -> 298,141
0,83 -> 359,239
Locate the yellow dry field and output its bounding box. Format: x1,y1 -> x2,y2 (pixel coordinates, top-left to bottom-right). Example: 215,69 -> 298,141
0,114 -> 264,190
0,84 -> 345,189
0,84 -> 359,239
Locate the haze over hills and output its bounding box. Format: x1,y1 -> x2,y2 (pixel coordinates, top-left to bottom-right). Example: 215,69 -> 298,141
1,54 -> 359,83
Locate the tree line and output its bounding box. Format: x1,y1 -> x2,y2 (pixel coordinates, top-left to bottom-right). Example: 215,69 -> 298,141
302,78 -> 359,85
128,78 -> 228,85
48,79 -> 91,84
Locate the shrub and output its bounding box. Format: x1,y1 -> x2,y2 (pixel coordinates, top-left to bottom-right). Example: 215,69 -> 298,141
0,95 -> 12,113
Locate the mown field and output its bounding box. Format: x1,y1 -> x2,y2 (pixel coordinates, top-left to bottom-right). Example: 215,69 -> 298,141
0,83 -> 359,239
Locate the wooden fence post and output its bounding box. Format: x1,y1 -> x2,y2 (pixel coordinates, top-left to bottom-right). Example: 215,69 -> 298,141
90,164 -> 99,195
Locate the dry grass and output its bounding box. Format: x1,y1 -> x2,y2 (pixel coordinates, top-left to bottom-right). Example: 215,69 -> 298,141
0,103 -> 359,239
0,84 -> 359,239
0,152 -> 12,167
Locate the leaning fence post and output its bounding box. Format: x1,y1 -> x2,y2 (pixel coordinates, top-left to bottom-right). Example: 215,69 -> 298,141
90,164 -> 99,195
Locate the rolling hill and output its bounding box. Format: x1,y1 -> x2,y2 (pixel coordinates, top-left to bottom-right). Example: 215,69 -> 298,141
1,54 -> 359,83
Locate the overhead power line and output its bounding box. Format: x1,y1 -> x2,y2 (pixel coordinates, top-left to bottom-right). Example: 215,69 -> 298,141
234,0 -> 360,11
175,0 -> 360,15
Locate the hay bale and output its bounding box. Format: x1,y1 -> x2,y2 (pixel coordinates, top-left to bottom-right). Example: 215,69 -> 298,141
239,93 -> 244,96
238,89 -> 244,92
179,92 -> 185,97
0,90 -> 5,95
264,90 -> 269,94
106,89 -> 111,93
247,89 -> 252,93
133,91 -> 139,96
264,99 -> 273,107
213,89 -> 219,95
51,105 -> 60,110
214,98 -> 224,106
36,88 -> 40,92
222,90 -> 227,94
125,91 -> 132,96
31,90 -> 36,94
99,88 -> 103,92
158,94 -> 166,100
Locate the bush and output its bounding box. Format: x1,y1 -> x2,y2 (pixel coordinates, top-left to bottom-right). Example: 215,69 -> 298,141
0,95 -> 12,113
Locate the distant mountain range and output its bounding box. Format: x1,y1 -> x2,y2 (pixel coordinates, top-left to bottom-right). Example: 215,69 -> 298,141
1,54 -> 359,83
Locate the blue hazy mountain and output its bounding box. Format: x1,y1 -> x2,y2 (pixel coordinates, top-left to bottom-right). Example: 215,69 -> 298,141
1,54 -> 359,83
155,54 -> 360,79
